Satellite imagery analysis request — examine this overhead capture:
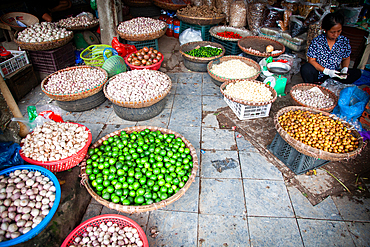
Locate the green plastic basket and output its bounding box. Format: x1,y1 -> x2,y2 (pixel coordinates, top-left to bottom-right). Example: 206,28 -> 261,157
80,44 -> 113,67
102,48 -> 126,77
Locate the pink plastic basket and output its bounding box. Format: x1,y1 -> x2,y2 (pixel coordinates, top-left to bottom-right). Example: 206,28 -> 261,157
61,214 -> 149,247
124,51 -> 164,71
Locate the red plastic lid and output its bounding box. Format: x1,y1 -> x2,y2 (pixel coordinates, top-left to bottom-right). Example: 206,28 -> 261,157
0,51 -> 11,57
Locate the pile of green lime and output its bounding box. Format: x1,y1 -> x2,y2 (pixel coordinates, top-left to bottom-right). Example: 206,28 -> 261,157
85,129 -> 194,206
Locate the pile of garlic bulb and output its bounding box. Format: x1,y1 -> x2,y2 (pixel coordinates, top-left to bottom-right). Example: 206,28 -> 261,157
17,22 -> 72,43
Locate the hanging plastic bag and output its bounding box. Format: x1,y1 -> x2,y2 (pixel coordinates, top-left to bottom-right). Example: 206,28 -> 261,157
262,6 -> 285,28
289,15 -> 307,37
179,28 -> 203,46
320,79 -> 355,97
0,142 -> 24,171
230,0 -> 247,28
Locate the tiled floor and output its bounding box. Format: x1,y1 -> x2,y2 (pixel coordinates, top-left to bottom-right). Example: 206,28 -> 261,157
19,72 -> 370,247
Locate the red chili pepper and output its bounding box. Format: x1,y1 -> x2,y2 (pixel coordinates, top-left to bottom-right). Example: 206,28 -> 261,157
216,31 -> 242,39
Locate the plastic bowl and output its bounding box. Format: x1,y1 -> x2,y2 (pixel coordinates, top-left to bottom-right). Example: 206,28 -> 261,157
61,214 -> 149,247
0,165 -> 61,246
19,123 -> 92,172
124,51 -> 164,71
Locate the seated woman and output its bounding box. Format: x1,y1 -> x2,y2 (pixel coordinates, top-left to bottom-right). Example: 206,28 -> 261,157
300,12 -> 361,84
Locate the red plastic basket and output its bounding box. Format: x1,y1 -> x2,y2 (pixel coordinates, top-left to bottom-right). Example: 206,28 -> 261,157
61,214 -> 149,247
19,123 -> 92,172
124,51 -> 164,71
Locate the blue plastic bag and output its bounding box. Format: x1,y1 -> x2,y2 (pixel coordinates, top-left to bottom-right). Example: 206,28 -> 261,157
0,142 -> 24,171
354,70 -> 370,86
333,86 -> 370,120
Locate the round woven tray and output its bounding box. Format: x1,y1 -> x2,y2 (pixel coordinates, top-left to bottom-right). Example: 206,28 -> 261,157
14,32 -> 74,51
0,12 -> 39,31
238,36 -> 285,57
220,79 -> 277,106
274,106 -> 364,161
103,71 -> 172,108
80,126 -> 199,213
153,0 -> 187,10
115,25 -> 166,41
207,55 -> 261,84
122,0 -> 153,7
41,66 -> 108,102
63,22 -> 99,31
179,41 -> 225,63
176,12 -> 225,25
290,83 -> 338,112
209,26 -> 253,42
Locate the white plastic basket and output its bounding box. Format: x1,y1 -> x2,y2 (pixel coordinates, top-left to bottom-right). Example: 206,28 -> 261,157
0,50 -> 30,77
224,96 -> 272,120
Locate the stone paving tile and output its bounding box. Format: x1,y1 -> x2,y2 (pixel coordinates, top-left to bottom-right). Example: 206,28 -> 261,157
17,86 -> 45,115
202,95 -> 227,112
243,179 -> 294,217
137,107 -> 171,128
235,131 -> 258,152
198,214 -> 249,246
202,80 -> 222,96
166,125 -> 201,149
169,94 -> 202,127
176,78 -> 202,95
332,196 -> 370,222
201,128 -> 236,150
202,72 -> 212,83
35,94 -> 54,106
146,210 -> 198,247
77,100 -> 114,124
178,72 -> 202,85
160,177 -> 199,213
164,92 -> 175,109
167,73 -> 179,83
81,203 -> 103,222
95,124 -> 134,141
346,222 -> 370,247
100,207 -> 150,232
199,178 -> 246,216
240,152 -> 283,180
287,186 -> 341,220
59,110 -> 83,123
248,217 -> 303,247
298,219 -> 355,247
106,110 -> 138,125
79,123 -> 104,143
201,150 -> 241,178
202,112 -> 219,128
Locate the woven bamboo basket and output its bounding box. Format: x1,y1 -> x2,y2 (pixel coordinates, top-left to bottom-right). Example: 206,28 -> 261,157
153,0 -> 187,10
274,106 -> 364,161
103,70 -> 172,108
122,0 -> 153,7
80,126 -> 199,213
209,26 -> 253,42
238,36 -> 285,57
41,66 -> 108,102
115,25 -> 167,41
207,56 -> 261,85
220,79 -> 277,106
176,12 -> 226,25
179,41 -> 225,63
0,12 -> 39,31
290,83 -> 338,112
63,22 -> 99,31
14,32 -> 74,51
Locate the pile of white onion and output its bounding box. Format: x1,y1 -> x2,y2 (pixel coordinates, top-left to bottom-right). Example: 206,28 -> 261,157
70,222 -> 144,247
21,121 -> 89,162
106,70 -> 170,103
17,22 -> 72,43
0,169 -> 56,242
224,80 -> 273,103
117,17 -> 166,36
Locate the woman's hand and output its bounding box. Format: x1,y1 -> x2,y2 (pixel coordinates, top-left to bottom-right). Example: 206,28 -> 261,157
323,68 -> 341,78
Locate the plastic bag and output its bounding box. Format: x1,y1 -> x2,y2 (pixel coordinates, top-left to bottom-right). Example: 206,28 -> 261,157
230,0 -> 247,27
334,86 -> 370,121
262,6 -> 284,28
0,142 -> 24,171
354,70 -> 370,86
289,15 -> 307,38
320,79 -> 355,97
204,0 -> 216,7
179,28 -> 203,46
303,8 -> 323,27
247,3 -> 267,33
191,0 -> 203,6
216,0 -> 232,23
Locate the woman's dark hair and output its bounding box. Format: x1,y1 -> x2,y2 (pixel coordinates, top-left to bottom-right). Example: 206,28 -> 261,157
322,12 -> 344,31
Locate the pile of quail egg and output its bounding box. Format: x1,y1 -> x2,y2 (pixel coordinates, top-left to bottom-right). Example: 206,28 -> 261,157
17,22 -> 72,43
291,88 -> 335,109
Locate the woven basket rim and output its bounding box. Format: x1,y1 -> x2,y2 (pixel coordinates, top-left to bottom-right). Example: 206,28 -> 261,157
274,106 -> 364,161
80,126 -> 199,213
220,79 -> 277,106
115,23 -> 167,41
153,0 -> 187,10
238,36 -> 285,57
61,21 -> 99,31
41,66 -> 108,101
209,26 -> 253,42
176,12 -> 226,25
207,55 -> 261,82
290,83 -> 338,112
179,41 -> 225,63
14,32 -> 74,51
103,70 -> 172,108
14,31 -> 73,46
0,12 -> 39,29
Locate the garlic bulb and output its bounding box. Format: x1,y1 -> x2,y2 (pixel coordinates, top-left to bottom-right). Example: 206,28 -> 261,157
17,22 -> 72,43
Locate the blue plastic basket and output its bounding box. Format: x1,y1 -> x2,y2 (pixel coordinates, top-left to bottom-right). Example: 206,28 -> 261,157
0,165 -> 61,247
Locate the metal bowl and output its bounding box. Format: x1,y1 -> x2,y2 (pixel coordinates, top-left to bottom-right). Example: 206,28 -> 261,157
267,62 -> 291,74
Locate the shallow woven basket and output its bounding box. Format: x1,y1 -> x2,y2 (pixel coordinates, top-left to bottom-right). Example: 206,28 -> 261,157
122,0 -> 153,7
153,0 -> 187,10
290,83 -> 338,112
62,22 -> 99,31
14,32 -> 74,51
41,66 -> 108,102
207,56 -> 261,84
220,79 -> 277,106
238,36 -> 285,57
176,12 -> 225,25
0,12 -> 39,31
209,26 -> 253,42
115,25 -> 167,41
274,106 -> 364,161
179,41 -> 225,63
103,70 -> 172,108
80,126 -> 199,213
